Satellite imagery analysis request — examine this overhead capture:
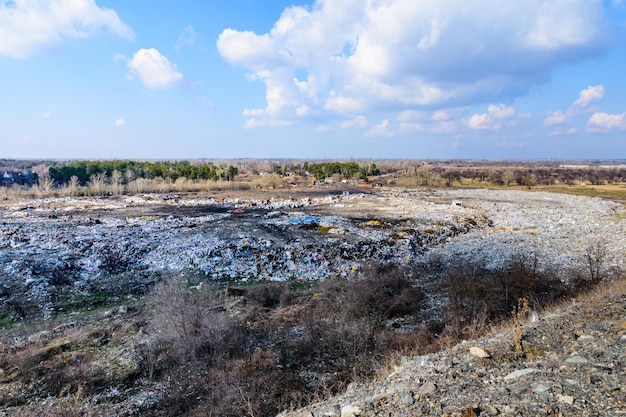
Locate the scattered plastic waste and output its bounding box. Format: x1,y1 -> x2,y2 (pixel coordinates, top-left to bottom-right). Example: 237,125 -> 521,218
1,189 -> 624,320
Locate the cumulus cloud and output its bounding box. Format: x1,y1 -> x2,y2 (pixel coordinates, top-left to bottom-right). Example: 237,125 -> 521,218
341,115 -> 368,129
587,112 -> 626,132
365,119 -> 394,137
544,110 -> 567,126
217,0 -> 609,127
0,0 -> 134,58
568,85 -> 605,116
114,118 -> 126,127
467,104 -> 520,131
127,49 -> 184,89
431,110 -> 451,121
543,85 -> 605,133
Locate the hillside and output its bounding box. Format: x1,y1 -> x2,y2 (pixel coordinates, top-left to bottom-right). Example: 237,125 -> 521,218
278,278 -> 626,417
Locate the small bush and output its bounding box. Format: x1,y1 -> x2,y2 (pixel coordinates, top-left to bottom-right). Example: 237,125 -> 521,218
138,275 -> 245,378
244,283 -> 290,309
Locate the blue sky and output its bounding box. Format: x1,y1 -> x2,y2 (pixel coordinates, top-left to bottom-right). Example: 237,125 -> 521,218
1,0 -> 626,160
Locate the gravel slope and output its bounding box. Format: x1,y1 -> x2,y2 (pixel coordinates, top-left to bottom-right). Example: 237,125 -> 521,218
278,279 -> 626,417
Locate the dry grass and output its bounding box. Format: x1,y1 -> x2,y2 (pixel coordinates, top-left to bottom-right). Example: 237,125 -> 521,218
528,183 -> 626,200
449,179 -> 626,199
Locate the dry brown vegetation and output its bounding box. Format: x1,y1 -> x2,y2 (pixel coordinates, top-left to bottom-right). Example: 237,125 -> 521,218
1,250 -> 615,416
3,159 -> 626,202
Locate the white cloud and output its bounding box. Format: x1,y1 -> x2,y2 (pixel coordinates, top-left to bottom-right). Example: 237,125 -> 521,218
398,122 -> 424,134
127,49 -> 184,89
316,125 -> 330,132
365,119 -> 394,137
430,121 -> 458,135
0,0 -> 134,58
341,115 -> 368,129
587,112 -> 626,132
431,110 -> 450,121
467,104 -> 519,131
244,118 -> 264,129
114,118 -> 126,127
397,110 -> 428,122
549,127 -> 577,136
43,111 -> 53,119
543,85 -> 605,133
544,110 -> 567,126
217,0 -> 609,127
296,104 -> 310,116
218,29 -> 281,69
568,85 -> 604,115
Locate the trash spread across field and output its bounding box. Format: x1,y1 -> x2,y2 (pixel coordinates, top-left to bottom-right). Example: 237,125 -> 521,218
1,189 -> 624,320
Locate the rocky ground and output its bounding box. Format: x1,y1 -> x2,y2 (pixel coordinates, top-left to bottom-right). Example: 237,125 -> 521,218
278,278 -> 626,417
0,187 -> 625,416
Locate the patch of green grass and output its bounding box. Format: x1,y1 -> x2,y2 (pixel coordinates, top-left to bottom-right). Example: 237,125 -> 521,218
0,313 -> 14,329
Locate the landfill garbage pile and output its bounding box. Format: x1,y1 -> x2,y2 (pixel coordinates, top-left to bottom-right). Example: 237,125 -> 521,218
1,188 -> 624,321
420,188 -> 626,275
0,191 -> 486,320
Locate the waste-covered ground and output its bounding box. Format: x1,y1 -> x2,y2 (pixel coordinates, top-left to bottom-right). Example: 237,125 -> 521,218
1,187 -> 625,416
1,187 -> 624,320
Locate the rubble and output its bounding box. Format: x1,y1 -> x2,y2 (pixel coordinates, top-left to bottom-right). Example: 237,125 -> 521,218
1,188 -> 625,321
0,191 -> 486,319
278,283 -> 626,417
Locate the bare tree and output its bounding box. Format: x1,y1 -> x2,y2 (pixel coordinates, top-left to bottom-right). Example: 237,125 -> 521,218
67,175 -> 80,196
38,176 -> 55,193
110,170 -> 124,195
585,241 -> 607,283
502,169 -> 515,186
89,173 -> 108,196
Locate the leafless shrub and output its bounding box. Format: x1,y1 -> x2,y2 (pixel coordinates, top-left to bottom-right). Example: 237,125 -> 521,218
88,173 -> 107,196
37,176 -> 55,194
139,275 -> 245,378
108,170 -> 124,195
438,252 -> 573,340
584,241 -> 607,284
244,283 -> 290,310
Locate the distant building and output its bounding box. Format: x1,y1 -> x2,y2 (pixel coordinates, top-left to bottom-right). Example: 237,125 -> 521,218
0,170 -> 36,187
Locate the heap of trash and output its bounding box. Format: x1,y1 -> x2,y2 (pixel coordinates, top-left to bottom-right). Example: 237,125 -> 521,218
1,188 -> 624,320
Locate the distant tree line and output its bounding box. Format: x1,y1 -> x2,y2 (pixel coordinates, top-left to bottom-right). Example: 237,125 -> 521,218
428,166 -> 626,187
307,162 -> 380,180
48,160 -> 239,186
